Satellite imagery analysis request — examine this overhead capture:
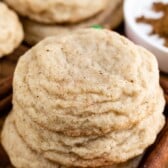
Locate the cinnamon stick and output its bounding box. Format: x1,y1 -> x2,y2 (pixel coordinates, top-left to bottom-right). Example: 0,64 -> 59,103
160,76 -> 168,116
0,76 -> 13,100
138,117 -> 168,168
0,143 -> 11,167
160,76 -> 168,95
0,94 -> 12,113
165,95 -> 168,105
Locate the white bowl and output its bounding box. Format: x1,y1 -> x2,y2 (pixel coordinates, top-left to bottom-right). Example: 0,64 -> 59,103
124,0 -> 168,73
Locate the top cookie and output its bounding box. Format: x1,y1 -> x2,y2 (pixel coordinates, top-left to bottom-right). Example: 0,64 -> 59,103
0,2 -> 23,58
5,0 -> 109,24
13,29 -> 165,136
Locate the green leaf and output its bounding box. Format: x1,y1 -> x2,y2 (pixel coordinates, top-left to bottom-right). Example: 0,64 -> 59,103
91,24 -> 103,29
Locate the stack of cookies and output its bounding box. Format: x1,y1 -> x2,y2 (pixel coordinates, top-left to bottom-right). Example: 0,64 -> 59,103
1,29 -> 165,168
0,2 -> 23,58
4,0 -> 123,45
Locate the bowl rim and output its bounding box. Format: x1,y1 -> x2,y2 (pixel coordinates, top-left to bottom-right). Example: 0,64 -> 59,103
123,0 -> 168,53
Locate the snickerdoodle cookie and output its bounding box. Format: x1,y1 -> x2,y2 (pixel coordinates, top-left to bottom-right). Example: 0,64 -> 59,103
13,29 -> 164,136
1,29 -> 165,167
1,112 -> 143,168
0,2 -> 23,58
21,0 -> 123,45
5,0 -> 109,24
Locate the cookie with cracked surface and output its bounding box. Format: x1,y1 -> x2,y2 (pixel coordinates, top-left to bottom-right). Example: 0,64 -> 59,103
1,28 -> 165,168
13,93 -> 164,167
13,29 -> 165,136
1,112 -> 62,168
1,112 -> 143,168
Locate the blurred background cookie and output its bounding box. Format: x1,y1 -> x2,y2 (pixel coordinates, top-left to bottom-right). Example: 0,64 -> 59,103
22,0 -> 123,45
0,2 -> 23,58
5,0 -> 109,24
4,0 -> 123,45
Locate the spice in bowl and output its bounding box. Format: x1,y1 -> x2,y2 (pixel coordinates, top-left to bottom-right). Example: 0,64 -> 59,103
136,2 -> 168,47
